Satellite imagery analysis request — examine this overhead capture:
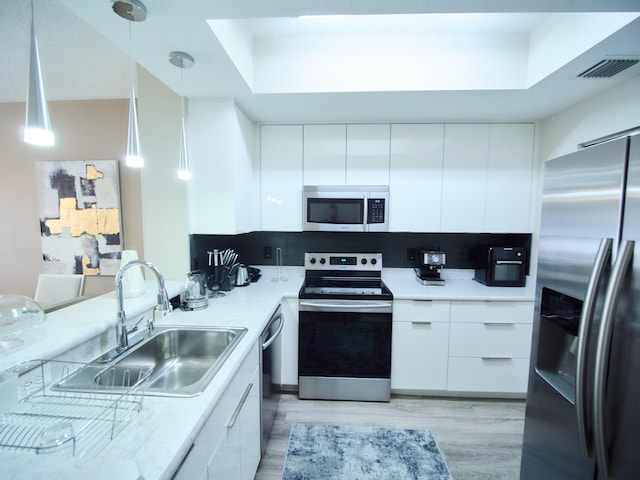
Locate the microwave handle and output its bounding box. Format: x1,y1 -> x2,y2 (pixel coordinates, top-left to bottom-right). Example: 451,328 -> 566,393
362,193 -> 368,232
495,260 -> 523,265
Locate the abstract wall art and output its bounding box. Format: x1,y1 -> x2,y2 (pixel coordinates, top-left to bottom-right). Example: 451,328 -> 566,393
35,160 -> 123,275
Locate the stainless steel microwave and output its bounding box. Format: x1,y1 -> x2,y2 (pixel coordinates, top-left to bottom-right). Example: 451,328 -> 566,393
303,185 -> 389,232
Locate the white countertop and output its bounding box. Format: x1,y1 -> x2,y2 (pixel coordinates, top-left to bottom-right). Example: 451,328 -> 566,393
383,268 -> 536,301
0,266 -> 534,479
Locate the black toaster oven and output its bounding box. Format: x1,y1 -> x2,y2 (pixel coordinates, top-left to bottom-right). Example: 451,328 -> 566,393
474,246 -> 527,287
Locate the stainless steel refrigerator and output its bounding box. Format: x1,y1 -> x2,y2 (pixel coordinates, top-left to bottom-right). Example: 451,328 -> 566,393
520,134 -> 640,479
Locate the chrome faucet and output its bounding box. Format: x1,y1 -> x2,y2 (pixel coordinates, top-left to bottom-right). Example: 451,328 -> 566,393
115,260 -> 171,352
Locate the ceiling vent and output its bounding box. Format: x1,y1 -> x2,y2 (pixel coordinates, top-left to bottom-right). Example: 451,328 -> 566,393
577,58 -> 639,78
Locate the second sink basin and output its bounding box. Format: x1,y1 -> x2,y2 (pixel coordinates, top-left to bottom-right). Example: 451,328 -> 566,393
52,326 -> 247,397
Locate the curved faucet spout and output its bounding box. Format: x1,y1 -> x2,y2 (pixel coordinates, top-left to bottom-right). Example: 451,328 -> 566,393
115,260 -> 172,352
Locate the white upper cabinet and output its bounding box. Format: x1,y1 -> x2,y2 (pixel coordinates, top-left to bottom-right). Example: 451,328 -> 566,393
257,122 -> 535,233
260,125 -> 303,231
485,124 -> 535,233
188,100 -> 257,235
303,125 -> 347,185
389,124 -> 444,232
346,124 -> 391,185
440,124 -> 490,232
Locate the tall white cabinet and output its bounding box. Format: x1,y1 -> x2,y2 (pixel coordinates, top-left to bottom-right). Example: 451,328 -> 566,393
260,125 -> 303,231
303,125 -> 347,185
440,124 -> 490,232
484,124 -> 535,233
346,124 -> 391,185
189,100 -> 258,235
389,124 -> 444,232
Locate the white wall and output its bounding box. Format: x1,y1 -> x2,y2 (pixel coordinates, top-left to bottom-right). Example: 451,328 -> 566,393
0,99 -> 144,298
538,76 -> 640,160
527,76 -> 640,278
138,67 -> 190,280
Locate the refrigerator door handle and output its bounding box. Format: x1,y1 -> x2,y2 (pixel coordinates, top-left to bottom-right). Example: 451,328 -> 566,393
593,239 -> 635,477
575,237 -> 613,457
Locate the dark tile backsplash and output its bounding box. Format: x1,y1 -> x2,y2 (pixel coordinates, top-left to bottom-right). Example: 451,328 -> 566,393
190,231 -> 532,273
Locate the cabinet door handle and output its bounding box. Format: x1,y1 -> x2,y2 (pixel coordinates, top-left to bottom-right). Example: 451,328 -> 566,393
227,383 -> 253,429
483,322 -> 515,326
411,320 -> 432,325
481,357 -> 513,361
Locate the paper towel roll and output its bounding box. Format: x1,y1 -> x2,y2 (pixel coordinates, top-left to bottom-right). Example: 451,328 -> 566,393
120,250 -> 146,298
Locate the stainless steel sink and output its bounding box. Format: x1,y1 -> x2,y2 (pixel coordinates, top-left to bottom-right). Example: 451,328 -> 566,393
52,326 -> 247,397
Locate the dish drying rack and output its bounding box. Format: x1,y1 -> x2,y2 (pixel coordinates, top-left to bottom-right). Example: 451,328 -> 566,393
0,359 -> 150,457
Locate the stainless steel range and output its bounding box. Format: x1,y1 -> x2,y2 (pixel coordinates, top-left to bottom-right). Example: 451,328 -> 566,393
298,252 -> 393,402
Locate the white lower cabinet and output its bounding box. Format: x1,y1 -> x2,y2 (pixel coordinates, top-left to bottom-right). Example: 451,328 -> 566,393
391,300 -> 450,392
391,299 -> 534,397
173,343 -> 261,480
276,297 -> 299,388
446,301 -> 534,395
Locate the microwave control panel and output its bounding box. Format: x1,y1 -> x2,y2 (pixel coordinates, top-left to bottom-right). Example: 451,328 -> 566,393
367,198 -> 386,224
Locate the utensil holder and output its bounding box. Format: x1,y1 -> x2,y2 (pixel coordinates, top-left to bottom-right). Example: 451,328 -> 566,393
220,270 -> 236,292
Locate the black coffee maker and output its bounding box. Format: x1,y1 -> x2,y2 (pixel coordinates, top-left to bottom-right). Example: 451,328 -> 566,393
415,249 -> 446,286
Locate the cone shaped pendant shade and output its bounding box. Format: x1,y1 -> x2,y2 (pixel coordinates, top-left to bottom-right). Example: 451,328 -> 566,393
24,12 -> 54,146
170,51 -> 194,180
125,82 -> 143,167
178,113 -> 191,180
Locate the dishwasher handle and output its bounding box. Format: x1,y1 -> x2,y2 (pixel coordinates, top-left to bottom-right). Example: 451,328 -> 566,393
262,312 -> 284,351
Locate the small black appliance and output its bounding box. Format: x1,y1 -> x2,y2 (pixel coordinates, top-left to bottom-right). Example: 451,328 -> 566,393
415,249 -> 446,286
474,246 -> 527,287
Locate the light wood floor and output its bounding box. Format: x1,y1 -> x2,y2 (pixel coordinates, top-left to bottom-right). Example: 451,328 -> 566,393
255,393 -> 526,480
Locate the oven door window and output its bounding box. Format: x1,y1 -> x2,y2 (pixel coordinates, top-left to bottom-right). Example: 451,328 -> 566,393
306,198 -> 364,225
298,311 -> 391,378
494,263 -> 521,282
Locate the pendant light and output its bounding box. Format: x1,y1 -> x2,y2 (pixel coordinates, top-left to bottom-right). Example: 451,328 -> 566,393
24,0 -> 54,146
169,51 -> 194,180
112,0 -> 147,168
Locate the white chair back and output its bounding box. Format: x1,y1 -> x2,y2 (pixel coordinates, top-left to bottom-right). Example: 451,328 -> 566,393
34,274 -> 85,308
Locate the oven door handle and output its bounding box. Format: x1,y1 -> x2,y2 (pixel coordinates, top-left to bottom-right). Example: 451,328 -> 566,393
299,300 -> 392,311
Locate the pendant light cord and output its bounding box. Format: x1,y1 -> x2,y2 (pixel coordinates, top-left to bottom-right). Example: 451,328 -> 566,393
129,21 -> 134,90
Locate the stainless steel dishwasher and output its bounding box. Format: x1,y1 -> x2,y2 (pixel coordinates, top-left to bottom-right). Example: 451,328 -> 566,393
260,305 -> 284,454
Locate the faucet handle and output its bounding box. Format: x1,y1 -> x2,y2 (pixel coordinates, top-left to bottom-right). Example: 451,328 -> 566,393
127,315 -> 146,334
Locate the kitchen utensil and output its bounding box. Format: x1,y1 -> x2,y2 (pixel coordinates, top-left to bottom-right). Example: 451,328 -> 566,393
220,263 -> 239,291
206,249 -> 224,296
272,247 -> 288,282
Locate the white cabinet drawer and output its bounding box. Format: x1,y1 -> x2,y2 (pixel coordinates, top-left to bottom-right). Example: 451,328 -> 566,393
450,301 -> 533,324
391,321 -> 449,391
447,357 -> 530,394
393,299 -> 450,323
449,322 -> 533,358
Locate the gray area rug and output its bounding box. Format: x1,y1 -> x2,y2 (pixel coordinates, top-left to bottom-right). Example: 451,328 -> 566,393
282,424 -> 453,480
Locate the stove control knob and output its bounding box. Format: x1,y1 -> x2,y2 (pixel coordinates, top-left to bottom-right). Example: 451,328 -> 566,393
361,258 -> 367,265
309,257 -> 316,264
319,257 -> 326,264
370,258 -> 377,265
